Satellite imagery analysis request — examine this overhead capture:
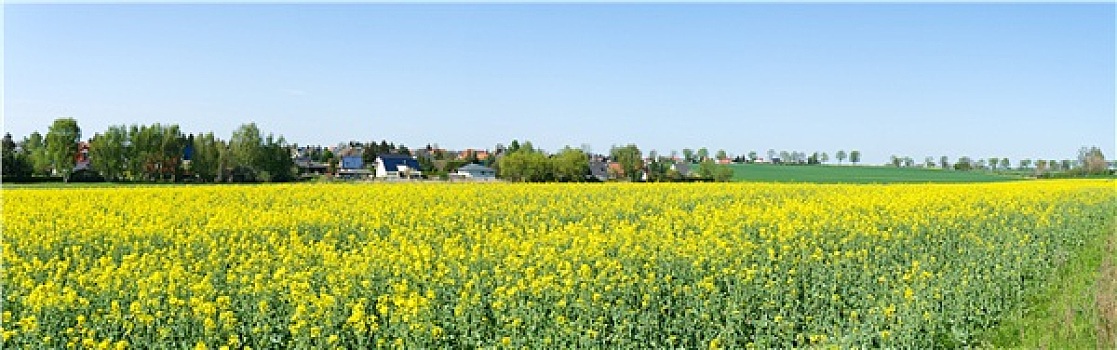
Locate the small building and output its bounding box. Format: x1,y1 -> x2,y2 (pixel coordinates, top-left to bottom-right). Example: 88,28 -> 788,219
337,155 -> 372,179
340,156 -> 364,170
294,157 -> 329,177
588,160 -> 610,181
671,162 -> 691,177
452,163 -> 497,181
376,154 -> 423,180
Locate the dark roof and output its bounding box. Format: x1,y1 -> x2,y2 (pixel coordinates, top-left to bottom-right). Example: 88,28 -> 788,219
673,162 -> 690,175
377,154 -> 421,172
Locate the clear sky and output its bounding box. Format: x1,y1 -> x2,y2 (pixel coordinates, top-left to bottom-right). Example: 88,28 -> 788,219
4,3 -> 1114,164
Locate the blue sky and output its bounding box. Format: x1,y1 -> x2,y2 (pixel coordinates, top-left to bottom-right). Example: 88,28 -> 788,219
4,4 -> 1114,164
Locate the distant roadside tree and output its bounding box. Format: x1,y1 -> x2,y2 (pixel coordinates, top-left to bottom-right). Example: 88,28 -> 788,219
849,150 -> 861,165
45,118 -> 82,181
954,156 -> 973,171
696,159 -> 733,181
903,157 -> 914,167
715,149 -> 728,161
1018,159 -> 1031,170
836,150 -> 847,164
820,152 -> 829,164
925,156 -> 936,168
697,148 -> 709,162
683,148 -> 695,163
987,157 -> 1000,171
1080,146 -> 1107,175
999,158 -> 1010,171
940,156 -> 950,169
767,149 -> 776,163
747,151 -> 758,163
890,155 -> 901,167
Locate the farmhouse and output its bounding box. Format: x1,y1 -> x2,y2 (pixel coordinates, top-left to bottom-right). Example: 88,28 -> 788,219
376,154 -> 422,180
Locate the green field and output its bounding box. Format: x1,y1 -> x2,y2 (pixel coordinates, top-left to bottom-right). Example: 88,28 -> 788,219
728,164 -> 1024,183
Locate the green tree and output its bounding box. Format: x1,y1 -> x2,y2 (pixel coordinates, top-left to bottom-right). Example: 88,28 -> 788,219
999,158 -> 1010,171
940,156 -> 950,169
45,118 -> 82,181
2,133 -> 32,179
954,156 -> 973,171
715,149 -> 728,161
682,148 -> 695,163
191,133 -> 223,182
89,125 -> 129,181
363,141 -> 379,165
835,150 -> 847,164
158,124 -> 186,181
697,147 -> 709,162
21,132 -> 50,176
552,147 -> 589,182
1080,146 -> 1107,175
1018,159 -> 1031,170
259,134 -> 295,182
820,152 -> 829,164
714,163 -> 734,182
610,144 -> 643,182
229,123 -> 264,171
645,155 -> 671,182
747,151 -> 758,163
849,150 -> 861,165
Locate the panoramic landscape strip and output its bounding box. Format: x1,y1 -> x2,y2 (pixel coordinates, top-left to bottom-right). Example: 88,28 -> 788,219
3,181 -> 1114,348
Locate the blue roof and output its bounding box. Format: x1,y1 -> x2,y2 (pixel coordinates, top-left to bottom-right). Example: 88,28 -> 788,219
378,154 -> 420,172
340,155 -> 364,169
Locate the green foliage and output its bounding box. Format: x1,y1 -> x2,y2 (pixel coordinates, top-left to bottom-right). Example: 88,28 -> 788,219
849,150 -> 861,165
190,133 -> 223,182
127,124 -> 186,181
728,164 -> 1021,183
645,156 -> 673,182
45,118 -> 82,181
229,123 -> 264,170
610,144 -> 643,182
89,126 -> 129,181
983,219 -> 1116,349
498,145 -> 551,182
552,147 -> 589,182
2,133 -> 32,178
259,134 -> 295,182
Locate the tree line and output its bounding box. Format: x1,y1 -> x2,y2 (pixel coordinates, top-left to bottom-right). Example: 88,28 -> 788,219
2,118 -> 295,182
5,117 -> 1108,183
886,147 -> 1109,176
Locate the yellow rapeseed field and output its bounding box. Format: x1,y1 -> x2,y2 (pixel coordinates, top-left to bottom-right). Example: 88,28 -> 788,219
2,180 -> 1114,348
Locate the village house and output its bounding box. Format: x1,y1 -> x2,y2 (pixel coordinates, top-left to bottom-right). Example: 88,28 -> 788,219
337,155 -> 372,179
376,154 -> 422,180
